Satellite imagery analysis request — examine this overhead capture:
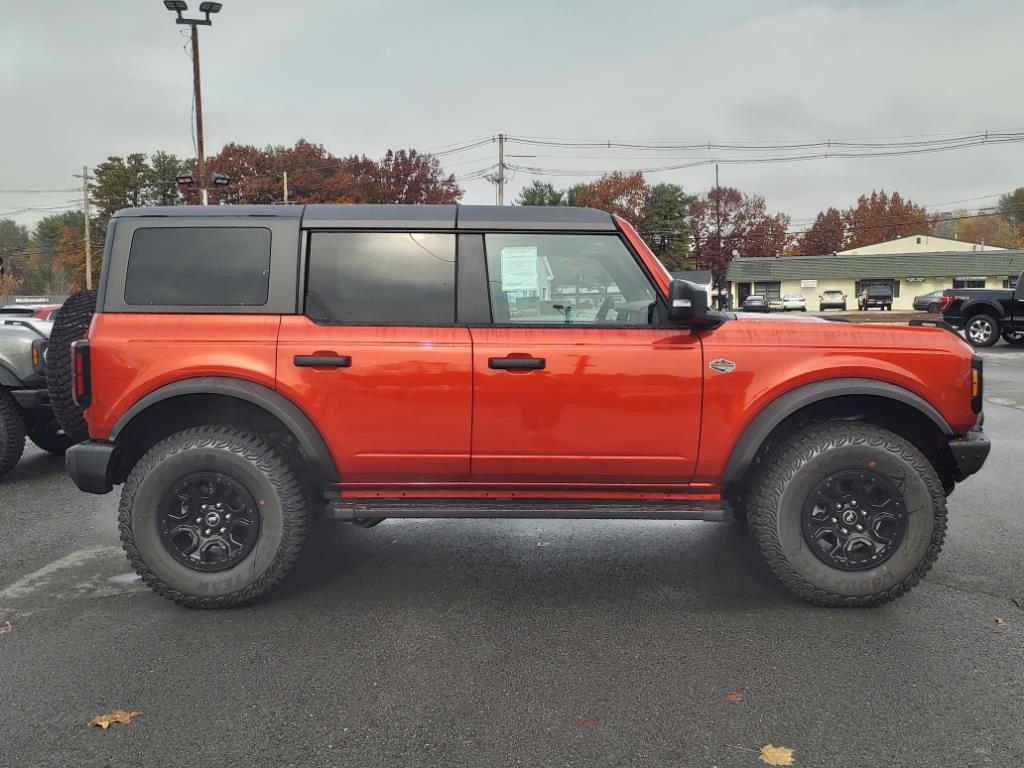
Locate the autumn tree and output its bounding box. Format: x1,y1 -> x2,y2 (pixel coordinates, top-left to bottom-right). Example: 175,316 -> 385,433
688,186 -> 791,299
51,227 -> 84,291
952,210 -> 1021,248
517,180 -> 565,206
202,141 -> 461,206
573,172 -> 649,226
641,183 -> 695,271
0,219 -> 31,295
843,190 -> 932,249
793,207 -> 845,255
371,149 -> 461,204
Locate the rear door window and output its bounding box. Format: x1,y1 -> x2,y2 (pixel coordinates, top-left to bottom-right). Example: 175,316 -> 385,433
305,232 -> 456,325
125,227 -> 271,306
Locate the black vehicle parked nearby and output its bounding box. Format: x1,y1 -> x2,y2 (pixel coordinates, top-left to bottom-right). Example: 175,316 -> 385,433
741,294 -> 770,313
941,271 -> 1024,348
858,285 -> 893,311
913,290 -> 945,313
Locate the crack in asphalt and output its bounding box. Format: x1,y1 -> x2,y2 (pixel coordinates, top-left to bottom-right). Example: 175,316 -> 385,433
927,578 -> 1024,609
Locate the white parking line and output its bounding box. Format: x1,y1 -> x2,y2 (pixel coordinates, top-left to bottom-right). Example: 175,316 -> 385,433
0,546 -> 137,608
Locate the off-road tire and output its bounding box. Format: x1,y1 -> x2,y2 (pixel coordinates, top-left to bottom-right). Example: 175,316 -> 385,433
747,422 -> 946,607
26,415 -> 72,454
0,390 -> 27,479
965,313 -> 1000,348
1002,330 -> 1024,346
118,426 -> 308,608
46,289 -> 96,443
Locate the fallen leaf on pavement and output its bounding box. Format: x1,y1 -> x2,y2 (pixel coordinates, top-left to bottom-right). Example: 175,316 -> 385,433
759,744 -> 795,766
726,691 -> 743,702
0,621 -> 12,636
88,710 -> 142,730
995,617 -> 1007,625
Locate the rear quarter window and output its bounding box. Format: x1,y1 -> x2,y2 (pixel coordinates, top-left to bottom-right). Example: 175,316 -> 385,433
124,227 -> 271,306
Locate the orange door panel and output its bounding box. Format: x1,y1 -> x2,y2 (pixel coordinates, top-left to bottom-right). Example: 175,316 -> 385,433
276,317 -> 473,482
469,327 -> 703,484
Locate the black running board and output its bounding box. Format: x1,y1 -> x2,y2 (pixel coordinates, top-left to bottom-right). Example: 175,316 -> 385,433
326,499 -> 733,523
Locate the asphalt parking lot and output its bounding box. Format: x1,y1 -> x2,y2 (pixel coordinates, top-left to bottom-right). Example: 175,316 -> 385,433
1,346 -> 1022,768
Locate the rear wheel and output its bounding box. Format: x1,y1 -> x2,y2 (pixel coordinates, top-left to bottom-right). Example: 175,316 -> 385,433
747,422 -> 946,607
1002,330 -> 1024,346
47,290 -> 96,443
928,302 -> 940,314
0,390 -> 27,479
965,314 -> 1000,347
118,425 -> 308,608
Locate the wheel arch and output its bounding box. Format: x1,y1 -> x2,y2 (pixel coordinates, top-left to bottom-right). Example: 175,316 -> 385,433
110,376 -> 339,486
722,378 -> 954,487
961,301 -> 1004,319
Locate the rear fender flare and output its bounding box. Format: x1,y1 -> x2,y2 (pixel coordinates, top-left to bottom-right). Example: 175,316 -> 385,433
111,376 -> 340,484
721,378 -> 953,484
962,301 -> 1005,319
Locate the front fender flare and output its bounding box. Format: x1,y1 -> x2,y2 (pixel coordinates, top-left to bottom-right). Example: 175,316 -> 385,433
111,376 -> 340,484
721,378 -> 953,484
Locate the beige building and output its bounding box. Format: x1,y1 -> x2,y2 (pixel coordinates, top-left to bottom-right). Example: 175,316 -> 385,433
839,234 -> 1006,255
728,247 -> 1024,311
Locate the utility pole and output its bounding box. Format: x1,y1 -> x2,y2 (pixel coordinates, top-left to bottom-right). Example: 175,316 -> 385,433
497,133 -> 505,205
82,166 -> 93,290
714,163 -> 721,308
164,2 -> 224,206
282,171 -> 289,204
73,166 -> 94,290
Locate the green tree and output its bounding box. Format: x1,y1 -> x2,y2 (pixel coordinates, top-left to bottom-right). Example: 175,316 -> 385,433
998,187 -> 1024,227
30,211 -> 89,294
517,180 -> 564,206
642,183 -> 695,270
147,151 -> 194,206
0,219 -> 31,294
90,153 -> 151,226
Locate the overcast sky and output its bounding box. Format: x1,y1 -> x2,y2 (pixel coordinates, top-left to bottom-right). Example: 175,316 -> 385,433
2,0 -> 1022,230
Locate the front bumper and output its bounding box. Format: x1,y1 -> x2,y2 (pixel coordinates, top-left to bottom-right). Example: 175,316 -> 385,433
948,427 -> 991,480
66,440 -> 116,494
10,388 -> 50,412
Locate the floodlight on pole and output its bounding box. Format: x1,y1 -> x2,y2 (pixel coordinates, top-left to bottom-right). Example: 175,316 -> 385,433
163,1 -> 224,205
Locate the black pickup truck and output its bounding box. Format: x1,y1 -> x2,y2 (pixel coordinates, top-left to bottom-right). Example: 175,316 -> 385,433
941,271 -> 1024,347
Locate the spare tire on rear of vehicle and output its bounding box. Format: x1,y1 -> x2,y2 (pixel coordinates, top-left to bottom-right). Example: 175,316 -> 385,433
46,289 -> 96,444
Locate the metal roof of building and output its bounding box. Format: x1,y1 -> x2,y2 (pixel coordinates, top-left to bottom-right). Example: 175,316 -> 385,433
727,250 -> 1024,281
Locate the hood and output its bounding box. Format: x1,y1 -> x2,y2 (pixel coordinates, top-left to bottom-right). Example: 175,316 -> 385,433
730,312 -> 828,324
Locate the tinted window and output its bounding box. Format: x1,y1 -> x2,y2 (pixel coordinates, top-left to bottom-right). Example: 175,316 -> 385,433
125,227 -> 271,306
306,232 -> 455,325
485,234 -> 656,326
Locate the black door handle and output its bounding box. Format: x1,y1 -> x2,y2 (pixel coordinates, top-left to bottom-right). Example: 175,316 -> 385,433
488,356 -> 545,370
294,355 -> 351,368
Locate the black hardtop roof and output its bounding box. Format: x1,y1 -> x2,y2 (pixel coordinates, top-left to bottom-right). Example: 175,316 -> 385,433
112,204 -> 617,231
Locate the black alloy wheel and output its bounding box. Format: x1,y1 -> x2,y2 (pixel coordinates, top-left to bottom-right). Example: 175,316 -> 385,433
801,470 -> 908,571
160,471 -> 261,572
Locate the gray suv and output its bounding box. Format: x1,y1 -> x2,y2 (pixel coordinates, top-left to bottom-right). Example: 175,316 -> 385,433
0,314 -> 69,477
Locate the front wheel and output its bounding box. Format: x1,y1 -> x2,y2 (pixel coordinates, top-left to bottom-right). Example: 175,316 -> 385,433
26,415 -> 72,454
747,422 -> 946,606
119,426 -> 308,607
0,391 -> 27,479
965,314 -> 1000,347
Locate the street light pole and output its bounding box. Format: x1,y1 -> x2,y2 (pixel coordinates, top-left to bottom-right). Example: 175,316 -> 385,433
190,23 -> 207,206
164,1 -> 223,206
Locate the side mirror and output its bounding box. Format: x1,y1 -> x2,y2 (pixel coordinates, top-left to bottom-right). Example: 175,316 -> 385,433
668,279 -> 721,327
